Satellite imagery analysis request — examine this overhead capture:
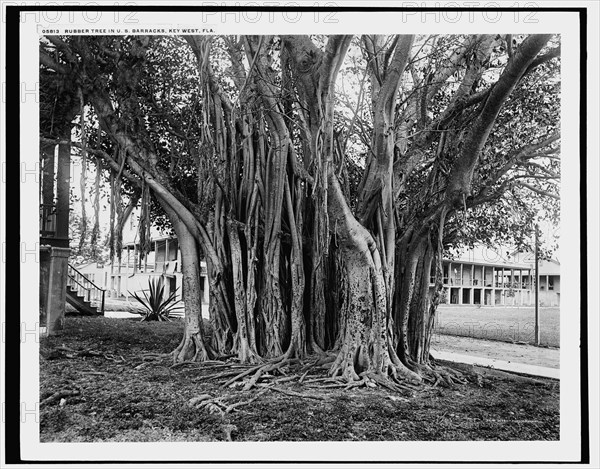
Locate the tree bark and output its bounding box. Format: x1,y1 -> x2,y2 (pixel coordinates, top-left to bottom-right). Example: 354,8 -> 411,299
327,174 -> 421,383
169,214 -> 212,363
227,217 -> 261,363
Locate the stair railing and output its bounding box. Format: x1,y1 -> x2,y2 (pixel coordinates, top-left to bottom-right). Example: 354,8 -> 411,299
67,264 -> 106,314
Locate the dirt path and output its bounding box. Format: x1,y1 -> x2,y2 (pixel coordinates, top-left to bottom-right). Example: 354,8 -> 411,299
430,334 -> 559,369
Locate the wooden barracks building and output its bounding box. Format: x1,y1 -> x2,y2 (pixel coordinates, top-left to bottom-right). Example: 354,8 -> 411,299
436,246 -> 560,307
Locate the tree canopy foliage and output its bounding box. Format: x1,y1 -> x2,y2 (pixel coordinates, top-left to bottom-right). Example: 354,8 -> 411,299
40,33 -> 560,387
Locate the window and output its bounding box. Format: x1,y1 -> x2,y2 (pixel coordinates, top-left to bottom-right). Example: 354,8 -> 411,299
548,277 -> 554,290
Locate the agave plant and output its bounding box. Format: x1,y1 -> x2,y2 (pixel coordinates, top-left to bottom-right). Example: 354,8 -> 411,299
129,277 -> 182,321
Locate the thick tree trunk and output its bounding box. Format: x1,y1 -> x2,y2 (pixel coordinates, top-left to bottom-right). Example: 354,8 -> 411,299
261,240 -> 286,358
407,238 -> 436,364
395,233 -> 422,368
205,219 -> 235,357
309,206 -> 328,351
327,175 -> 421,384
227,217 -> 261,363
260,137 -> 289,359
171,220 -> 212,363
283,177 -> 307,358
206,254 -> 233,355
244,206 -> 260,357
394,226 -> 443,370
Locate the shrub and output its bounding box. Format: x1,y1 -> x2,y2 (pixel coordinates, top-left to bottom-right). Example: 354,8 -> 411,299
129,277 -> 182,322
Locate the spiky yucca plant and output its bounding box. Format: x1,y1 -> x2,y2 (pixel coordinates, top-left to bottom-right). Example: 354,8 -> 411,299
129,277 -> 182,321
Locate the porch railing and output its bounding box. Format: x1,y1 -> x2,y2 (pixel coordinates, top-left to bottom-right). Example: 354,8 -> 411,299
67,263 -> 106,314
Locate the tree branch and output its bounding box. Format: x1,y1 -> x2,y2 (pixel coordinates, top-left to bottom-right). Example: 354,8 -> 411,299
376,35 -> 415,117
523,46 -> 560,77
516,181 -> 560,199
445,34 -> 553,204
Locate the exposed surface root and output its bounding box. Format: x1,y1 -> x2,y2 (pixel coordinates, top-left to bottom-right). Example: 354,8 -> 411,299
141,352 -> 171,360
258,384 -> 326,400
363,372 -> 417,392
188,389 -> 271,415
234,337 -> 264,365
327,343 -> 423,389
419,363 -> 468,387
172,331 -> 212,363
41,389 -> 81,406
41,345 -> 125,362
240,358 -> 301,391
166,352 -> 468,394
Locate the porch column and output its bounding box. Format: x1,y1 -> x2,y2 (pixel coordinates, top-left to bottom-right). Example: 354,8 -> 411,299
40,247 -> 71,335
54,141 -> 71,247
491,266 -> 496,306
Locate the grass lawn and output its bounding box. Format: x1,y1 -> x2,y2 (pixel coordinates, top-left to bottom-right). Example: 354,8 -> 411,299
66,297 -> 146,315
434,306 -> 560,348
40,317 -> 559,442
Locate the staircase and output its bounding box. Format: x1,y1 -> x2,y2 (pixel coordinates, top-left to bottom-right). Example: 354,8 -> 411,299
66,264 -> 106,316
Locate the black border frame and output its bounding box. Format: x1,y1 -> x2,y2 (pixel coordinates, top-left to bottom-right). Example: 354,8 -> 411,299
3,4 -> 589,465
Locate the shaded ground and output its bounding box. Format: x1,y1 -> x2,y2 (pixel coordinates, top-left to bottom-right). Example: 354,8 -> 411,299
435,306 -> 560,347
39,317 -> 559,442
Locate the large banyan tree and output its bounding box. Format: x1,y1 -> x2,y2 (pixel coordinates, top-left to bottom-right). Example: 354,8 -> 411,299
40,34 -> 560,387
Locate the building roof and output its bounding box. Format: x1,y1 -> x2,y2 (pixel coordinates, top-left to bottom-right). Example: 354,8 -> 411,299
538,259 -> 560,275
446,245 -> 560,273
447,245 -> 534,269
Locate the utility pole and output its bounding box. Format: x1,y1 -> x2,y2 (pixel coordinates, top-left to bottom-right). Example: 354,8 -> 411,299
534,224 -> 540,345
